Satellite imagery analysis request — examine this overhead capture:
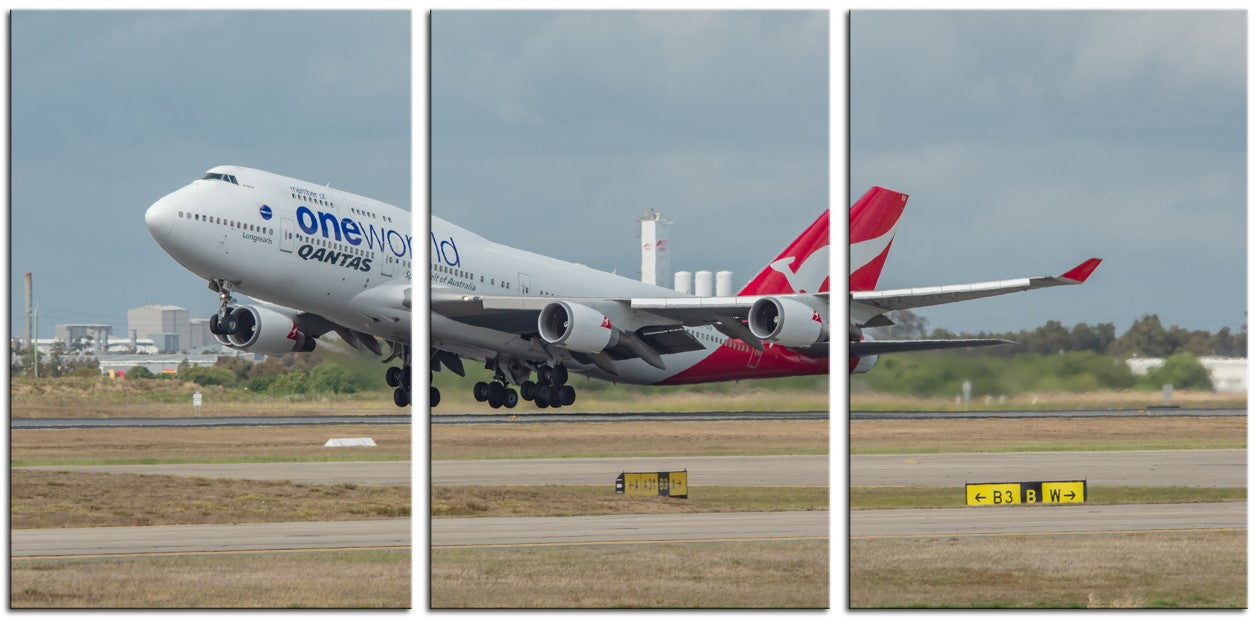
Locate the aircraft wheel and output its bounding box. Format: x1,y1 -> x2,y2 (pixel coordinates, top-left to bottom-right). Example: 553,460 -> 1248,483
430,387 -> 440,408
520,380 -> 537,401
487,381 -> 505,406
537,366 -> 553,386
559,385 -> 576,406
393,386 -> 410,407
473,381 -> 489,402
221,314 -> 238,335
552,364 -> 569,386
386,366 -> 402,388
401,366 -> 411,389
504,388 -> 518,408
209,315 -> 223,335
534,396 -> 549,408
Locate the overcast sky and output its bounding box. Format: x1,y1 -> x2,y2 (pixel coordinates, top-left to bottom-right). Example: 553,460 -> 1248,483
9,10 -> 409,339
431,11 -> 828,291
851,11 -> 1246,334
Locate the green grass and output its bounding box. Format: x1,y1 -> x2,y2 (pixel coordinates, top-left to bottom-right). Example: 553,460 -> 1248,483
851,486 -> 1246,510
432,485 -> 828,518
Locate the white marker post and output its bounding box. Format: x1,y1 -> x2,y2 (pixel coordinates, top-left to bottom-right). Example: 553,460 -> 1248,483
192,391 -> 202,417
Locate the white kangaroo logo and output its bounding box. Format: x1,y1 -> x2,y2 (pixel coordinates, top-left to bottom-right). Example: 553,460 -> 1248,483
768,245 -> 829,293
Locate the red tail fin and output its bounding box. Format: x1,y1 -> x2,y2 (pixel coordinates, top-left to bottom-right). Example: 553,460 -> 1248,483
739,210 -> 829,295
849,187 -> 908,292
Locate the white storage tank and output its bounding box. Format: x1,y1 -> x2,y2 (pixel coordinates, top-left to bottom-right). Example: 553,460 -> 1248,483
715,270 -> 734,297
674,271 -> 693,295
695,270 -> 714,297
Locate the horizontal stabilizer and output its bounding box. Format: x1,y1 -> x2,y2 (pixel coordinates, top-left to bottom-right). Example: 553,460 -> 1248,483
850,338 -> 1014,356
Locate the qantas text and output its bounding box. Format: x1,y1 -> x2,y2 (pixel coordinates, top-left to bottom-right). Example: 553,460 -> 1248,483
297,244 -> 373,272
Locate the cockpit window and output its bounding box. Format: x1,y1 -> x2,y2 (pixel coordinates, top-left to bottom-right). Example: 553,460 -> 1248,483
199,172 -> 239,185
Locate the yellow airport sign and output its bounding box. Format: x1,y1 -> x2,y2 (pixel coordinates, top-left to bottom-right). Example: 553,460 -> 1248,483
966,480 -> 1086,506
616,470 -> 688,498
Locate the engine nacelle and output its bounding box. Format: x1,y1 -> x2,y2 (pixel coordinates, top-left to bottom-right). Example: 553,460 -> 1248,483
537,301 -> 620,353
748,297 -> 828,349
213,306 -> 316,356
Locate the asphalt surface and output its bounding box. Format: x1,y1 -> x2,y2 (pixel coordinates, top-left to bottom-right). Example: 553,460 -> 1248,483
851,502 -> 1246,539
432,511 -> 827,548
12,519 -> 411,559
17,461 -> 411,485
850,449 -> 1246,488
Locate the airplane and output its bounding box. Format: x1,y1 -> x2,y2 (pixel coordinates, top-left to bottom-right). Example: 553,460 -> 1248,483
429,208 -> 831,409
847,186 -> 1102,373
144,166 -> 414,406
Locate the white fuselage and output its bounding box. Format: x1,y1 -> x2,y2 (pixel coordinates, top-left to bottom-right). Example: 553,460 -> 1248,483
429,215 -> 766,385
145,166 -> 412,343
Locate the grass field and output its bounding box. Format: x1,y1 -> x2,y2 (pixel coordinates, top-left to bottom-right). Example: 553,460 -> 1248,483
431,541 -> 827,608
12,470 -> 409,529
431,420 -> 828,460
11,550 -> 410,608
850,485 -> 1245,510
432,485 -> 827,518
849,531 -> 1245,608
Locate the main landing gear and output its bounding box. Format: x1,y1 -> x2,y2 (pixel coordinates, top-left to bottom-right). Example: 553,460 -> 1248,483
384,345 -> 411,407
472,362 -> 577,409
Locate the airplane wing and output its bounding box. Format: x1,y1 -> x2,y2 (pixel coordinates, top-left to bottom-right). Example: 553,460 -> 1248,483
850,258 -> 1101,328
850,338 -> 1013,356
432,290 -> 830,369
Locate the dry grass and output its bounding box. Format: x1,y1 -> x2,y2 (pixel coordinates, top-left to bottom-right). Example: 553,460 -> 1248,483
431,485 -> 827,518
431,420 -> 828,460
851,389 -> 1246,411
11,424 -> 410,466
850,416 -> 1245,454
849,530 -> 1245,608
431,541 -> 827,608
11,470 -> 409,529
11,550 -> 409,608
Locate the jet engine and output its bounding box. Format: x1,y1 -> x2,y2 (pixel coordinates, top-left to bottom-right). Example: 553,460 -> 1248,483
748,297 -> 828,349
212,306 -> 317,356
850,333 -> 879,373
537,301 -> 619,353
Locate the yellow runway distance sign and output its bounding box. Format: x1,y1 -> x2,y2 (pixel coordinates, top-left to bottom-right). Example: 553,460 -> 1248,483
966,480 -> 1086,506
616,470 -> 688,498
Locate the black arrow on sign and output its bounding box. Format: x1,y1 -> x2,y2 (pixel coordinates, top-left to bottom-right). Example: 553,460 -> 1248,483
974,493 -> 986,502
1065,491 -> 1076,500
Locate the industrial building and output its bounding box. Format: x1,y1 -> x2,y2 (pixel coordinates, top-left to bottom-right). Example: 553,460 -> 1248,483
127,304 -> 191,353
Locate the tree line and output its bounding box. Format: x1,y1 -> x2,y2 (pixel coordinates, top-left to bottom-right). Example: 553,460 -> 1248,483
873,312 -> 1246,358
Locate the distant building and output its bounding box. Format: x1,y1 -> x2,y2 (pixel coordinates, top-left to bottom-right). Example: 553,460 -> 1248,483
55,324 -> 113,353
1126,357 -> 1248,393
128,304 -> 190,353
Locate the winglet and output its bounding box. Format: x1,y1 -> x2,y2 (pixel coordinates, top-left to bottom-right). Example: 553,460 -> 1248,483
1060,258 -> 1102,283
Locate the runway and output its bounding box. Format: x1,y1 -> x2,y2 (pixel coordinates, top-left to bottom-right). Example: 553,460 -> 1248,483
12,519 -> 410,559
432,511 -> 827,548
851,449 -> 1245,487
432,411 -> 826,424
432,455 -> 827,486
851,502 -> 1245,539
16,461 -> 411,485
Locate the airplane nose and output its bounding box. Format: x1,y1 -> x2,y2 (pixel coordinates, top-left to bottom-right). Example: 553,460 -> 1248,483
145,195 -> 175,239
